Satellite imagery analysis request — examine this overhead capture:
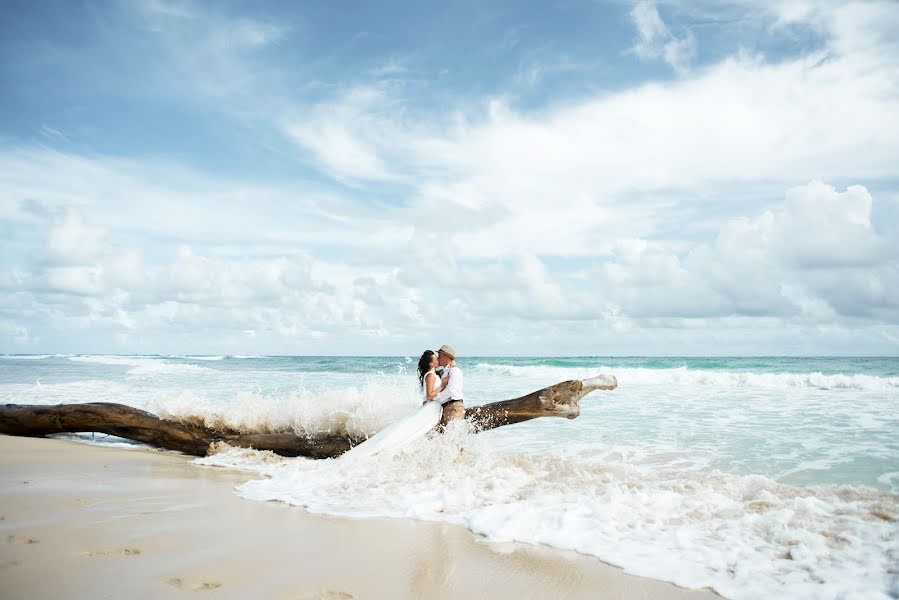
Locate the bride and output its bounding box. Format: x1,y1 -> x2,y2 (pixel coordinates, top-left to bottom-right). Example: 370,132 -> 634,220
340,350 -> 447,460
418,349 -> 449,403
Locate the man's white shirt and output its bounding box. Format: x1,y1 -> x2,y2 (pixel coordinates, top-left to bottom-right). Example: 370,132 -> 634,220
434,365 -> 463,404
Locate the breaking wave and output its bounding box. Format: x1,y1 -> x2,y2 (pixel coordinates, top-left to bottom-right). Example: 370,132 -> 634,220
475,364 -> 899,391
67,355 -> 215,376
156,383 -> 421,439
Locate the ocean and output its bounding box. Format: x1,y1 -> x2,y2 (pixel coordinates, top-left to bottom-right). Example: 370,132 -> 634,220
1,354 -> 897,599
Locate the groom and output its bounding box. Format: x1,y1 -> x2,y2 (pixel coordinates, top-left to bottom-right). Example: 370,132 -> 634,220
434,344 -> 464,426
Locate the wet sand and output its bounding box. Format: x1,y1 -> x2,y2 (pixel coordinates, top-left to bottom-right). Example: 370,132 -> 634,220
0,435 -> 720,599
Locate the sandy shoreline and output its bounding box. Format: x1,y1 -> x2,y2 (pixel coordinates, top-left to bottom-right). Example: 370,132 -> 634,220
1,435 -> 720,599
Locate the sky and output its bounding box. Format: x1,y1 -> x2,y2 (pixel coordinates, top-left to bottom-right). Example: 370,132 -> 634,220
1,0 -> 898,356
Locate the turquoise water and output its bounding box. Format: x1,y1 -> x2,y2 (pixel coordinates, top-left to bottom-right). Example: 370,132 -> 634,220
1,354 -> 897,489
3,354 -> 897,379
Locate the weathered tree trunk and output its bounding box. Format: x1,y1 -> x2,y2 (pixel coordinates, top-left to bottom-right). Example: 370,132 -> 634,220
0,374 -> 616,459
465,375 -> 617,431
0,403 -> 353,459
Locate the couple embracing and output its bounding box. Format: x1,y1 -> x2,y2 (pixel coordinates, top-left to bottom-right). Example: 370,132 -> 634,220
417,344 -> 464,426
341,345 -> 464,460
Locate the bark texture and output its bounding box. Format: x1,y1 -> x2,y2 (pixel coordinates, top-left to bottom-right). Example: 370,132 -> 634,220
0,374 -> 616,458
464,374 -> 618,431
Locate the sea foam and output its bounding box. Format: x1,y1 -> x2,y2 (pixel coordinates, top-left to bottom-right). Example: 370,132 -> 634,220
208,435 -> 898,600
156,383 -> 421,439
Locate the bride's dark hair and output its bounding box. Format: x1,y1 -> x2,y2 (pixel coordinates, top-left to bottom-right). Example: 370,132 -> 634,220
417,350 -> 435,389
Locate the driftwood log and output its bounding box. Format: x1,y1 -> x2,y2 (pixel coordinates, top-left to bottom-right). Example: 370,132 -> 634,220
0,374 -> 616,459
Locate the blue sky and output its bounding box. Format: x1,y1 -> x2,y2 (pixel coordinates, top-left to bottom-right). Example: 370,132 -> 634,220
1,0 -> 898,355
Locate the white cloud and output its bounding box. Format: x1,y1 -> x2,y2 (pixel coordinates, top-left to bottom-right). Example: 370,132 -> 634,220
1,198 -> 428,350
39,124 -> 70,144
625,181 -> 899,321
135,0 -> 288,104
595,241 -> 734,318
128,0 -> 898,276
702,0 -> 899,67
3,149 -> 897,353
502,179 -> 896,331
276,1 -> 898,272
138,0 -> 196,19
772,182 -> 888,269
0,148 -> 403,253
44,209 -> 106,266
282,88 -> 398,182
42,265 -> 106,296
162,245 -> 321,306
630,1 -> 697,73
468,254 -> 571,320
104,248 -> 147,292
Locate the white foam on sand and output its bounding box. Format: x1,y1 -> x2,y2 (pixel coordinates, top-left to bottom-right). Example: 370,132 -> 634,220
202,435 -> 898,600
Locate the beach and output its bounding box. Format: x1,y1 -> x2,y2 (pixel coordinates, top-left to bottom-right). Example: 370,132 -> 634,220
1,355 -> 897,598
3,0 -> 899,594
1,435 -> 721,599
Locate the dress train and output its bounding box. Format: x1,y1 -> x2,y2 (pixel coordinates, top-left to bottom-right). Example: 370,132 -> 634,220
340,400 -> 442,460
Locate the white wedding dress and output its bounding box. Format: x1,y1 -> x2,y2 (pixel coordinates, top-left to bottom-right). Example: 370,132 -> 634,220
340,371 -> 443,460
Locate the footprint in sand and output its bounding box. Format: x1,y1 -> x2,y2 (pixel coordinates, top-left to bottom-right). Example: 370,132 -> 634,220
82,547 -> 142,557
6,535 -> 39,544
298,592 -> 354,600
166,577 -> 223,592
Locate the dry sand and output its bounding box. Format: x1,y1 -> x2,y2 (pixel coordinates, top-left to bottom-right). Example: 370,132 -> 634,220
0,435 -> 721,599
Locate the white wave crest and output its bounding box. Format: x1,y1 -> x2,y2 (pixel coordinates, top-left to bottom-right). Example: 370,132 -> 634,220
67,355 -> 215,375
474,364 -> 899,391
164,355 -> 227,361
1,354 -> 71,360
